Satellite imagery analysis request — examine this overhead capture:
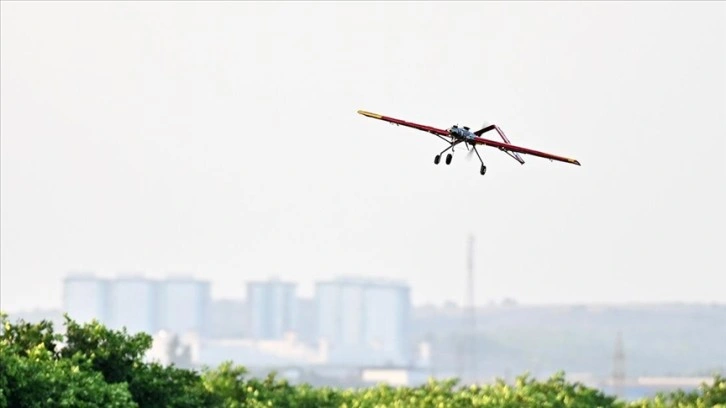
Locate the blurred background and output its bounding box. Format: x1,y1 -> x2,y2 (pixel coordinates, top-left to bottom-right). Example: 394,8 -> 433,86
7,270 -> 726,401
2,1 -> 724,402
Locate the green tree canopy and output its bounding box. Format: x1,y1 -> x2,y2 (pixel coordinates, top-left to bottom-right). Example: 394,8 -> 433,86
1,312 -> 724,408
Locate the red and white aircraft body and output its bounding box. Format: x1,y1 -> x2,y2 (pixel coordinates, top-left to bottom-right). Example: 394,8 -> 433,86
358,110 -> 580,175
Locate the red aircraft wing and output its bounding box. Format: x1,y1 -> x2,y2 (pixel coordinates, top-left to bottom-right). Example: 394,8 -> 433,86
472,136 -> 581,166
357,110 -> 449,137
474,124 -> 526,164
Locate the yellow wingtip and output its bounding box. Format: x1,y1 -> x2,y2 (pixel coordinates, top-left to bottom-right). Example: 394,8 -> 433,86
357,110 -> 382,119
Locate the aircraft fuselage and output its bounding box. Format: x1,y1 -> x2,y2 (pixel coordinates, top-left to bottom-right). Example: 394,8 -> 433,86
448,125 -> 476,141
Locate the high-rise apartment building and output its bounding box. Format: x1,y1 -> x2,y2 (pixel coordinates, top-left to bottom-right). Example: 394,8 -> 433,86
315,277 -> 411,366
62,273 -> 110,324
63,273 -> 213,337
247,278 -> 297,340
157,276 -> 211,336
107,275 -> 158,334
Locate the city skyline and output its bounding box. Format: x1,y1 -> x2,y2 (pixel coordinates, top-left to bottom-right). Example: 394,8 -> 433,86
5,268 -> 726,315
9,272 -> 725,381
58,273 -> 418,369
62,273 -> 211,336
2,2 -> 724,312
5,269 -> 724,317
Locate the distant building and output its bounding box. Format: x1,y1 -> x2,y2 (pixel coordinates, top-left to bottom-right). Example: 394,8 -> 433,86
209,299 -> 248,339
146,330 -> 195,369
294,297 -> 317,344
157,276 -> 211,336
62,273 -> 110,323
62,273 -> 214,337
107,275 -> 158,334
361,367 -> 431,387
197,333 -> 326,369
315,277 -> 411,366
247,278 -> 297,340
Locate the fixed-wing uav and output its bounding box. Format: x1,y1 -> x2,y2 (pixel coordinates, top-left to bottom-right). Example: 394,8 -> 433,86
358,110 -> 580,175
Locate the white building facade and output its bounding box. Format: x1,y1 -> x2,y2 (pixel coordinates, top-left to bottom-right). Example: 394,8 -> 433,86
62,273 -> 110,324
315,277 -> 411,366
247,279 -> 297,340
63,273 -> 211,337
157,277 -> 211,336
107,276 -> 158,334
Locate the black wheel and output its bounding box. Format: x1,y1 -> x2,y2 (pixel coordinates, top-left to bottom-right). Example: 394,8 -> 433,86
434,155 -> 440,165
446,154 -> 452,165
480,165 -> 487,175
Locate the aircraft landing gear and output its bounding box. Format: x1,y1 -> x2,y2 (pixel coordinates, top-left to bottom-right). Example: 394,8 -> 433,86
471,145 -> 487,176
434,140 -> 462,166
434,141 -> 487,175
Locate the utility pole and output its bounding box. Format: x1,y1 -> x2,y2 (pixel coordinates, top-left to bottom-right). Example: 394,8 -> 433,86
612,331 -> 626,399
466,234 -> 477,382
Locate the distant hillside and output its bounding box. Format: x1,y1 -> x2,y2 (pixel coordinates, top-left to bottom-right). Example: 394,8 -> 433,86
412,303 -> 726,377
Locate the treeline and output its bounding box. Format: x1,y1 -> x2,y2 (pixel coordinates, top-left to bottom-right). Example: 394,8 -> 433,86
0,313 -> 723,407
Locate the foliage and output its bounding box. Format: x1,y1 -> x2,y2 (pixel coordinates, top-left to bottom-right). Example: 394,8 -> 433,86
60,317 -> 152,384
1,312 -> 724,408
628,375 -> 726,408
0,331 -> 137,407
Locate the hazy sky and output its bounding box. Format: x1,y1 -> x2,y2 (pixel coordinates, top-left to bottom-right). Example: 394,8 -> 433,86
2,2 -> 724,312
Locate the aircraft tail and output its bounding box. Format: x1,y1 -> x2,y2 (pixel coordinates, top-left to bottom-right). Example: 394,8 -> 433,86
474,122 -> 525,165
494,125 -> 525,164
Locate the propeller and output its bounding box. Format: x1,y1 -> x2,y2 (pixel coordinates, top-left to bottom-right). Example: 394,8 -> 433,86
465,121 -> 489,160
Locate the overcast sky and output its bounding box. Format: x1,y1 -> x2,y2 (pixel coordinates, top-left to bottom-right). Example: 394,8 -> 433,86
2,1 -> 724,312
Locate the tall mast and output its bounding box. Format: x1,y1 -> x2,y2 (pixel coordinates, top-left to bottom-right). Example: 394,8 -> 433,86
466,234 -> 477,381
